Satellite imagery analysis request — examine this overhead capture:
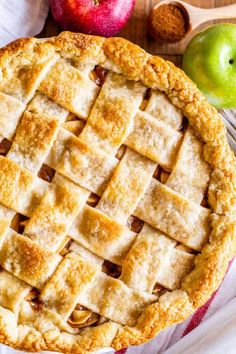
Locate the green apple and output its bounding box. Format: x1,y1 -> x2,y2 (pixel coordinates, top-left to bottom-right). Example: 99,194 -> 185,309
182,24 -> 236,109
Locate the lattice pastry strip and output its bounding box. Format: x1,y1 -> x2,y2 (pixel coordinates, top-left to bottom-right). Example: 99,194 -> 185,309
56,131 -> 119,196
0,92 -> 25,140
39,58 -> 99,119
126,110 -> 182,169
24,174 -> 90,252
0,44 -> 59,103
166,127 -> 210,203
120,224 -> 175,292
0,92 -> 70,163
0,91 -> 70,155
157,248 -> 195,290
145,90 -> 183,130
22,177 -> 50,217
0,229 -> 61,289
40,252 -> 100,319
7,111 -> 59,174
40,252 -> 156,326
120,224 -> 195,292
134,179 -> 211,250
0,155 -> 50,216
70,241 -> 104,267
0,242 -> 103,334
97,148 -> 156,224
80,72 -> 146,154
0,271 -> 31,313
27,92 -> 69,123
0,156 -> 35,213
46,128 -> 118,196
69,205 -> 136,265
0,204 -> 15,238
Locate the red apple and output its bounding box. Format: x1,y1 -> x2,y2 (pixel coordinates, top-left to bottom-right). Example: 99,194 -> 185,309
50,0 -> 135,37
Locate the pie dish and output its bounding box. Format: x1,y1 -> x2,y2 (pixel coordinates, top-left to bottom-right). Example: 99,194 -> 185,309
0,31 -> 235,353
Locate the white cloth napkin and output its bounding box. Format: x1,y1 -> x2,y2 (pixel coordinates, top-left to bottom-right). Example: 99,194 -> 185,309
0,2 -> 236,353
164,297 -> 236,354
0,0 -> 48,47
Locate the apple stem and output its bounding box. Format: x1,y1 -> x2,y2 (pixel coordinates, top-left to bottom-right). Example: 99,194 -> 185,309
93,0 -> 100,6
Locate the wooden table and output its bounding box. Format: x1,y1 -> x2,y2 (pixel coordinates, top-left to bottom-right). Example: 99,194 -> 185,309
40,0 -> 236,67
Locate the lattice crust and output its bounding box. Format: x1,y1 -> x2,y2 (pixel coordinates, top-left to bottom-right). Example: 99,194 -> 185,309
0,229 -> 61,288
7,111 -> 59,173
0,92 -> 25,140
18,300 -> 80,335
70,241 -> 104,266
97,148 -> 156,223
120,224 -> 194,292
80,72 -> 146,154
57,132 -> 119,195
166,127 -> 210,203
125,111 -> 182,169
0,156 -> 49,215
134,179 -> 211,250
24,174 -> 90,251
145,90 -> 183,130
0,33 -> 235,354
0,43 -> 58,102
69,206 -> 136,265
39,58 -> 100,118
40,252 -> 155,326
28,92 -> 69,122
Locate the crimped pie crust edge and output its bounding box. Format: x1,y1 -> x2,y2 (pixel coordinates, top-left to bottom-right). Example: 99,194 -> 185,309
0,32 -> 235,353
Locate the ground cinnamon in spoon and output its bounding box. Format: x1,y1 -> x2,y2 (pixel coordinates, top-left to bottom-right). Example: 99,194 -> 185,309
148,3 -> 189,43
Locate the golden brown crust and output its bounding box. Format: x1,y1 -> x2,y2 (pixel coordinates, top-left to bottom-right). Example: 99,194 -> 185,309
182,214 -> 236,308
113,290 -> 194,349
0,32 -> 235,353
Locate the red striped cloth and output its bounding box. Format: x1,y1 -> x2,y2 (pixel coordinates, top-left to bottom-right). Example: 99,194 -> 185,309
112,258 -> 236,354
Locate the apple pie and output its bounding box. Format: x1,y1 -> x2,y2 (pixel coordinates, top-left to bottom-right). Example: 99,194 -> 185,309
0,32 -> 235,353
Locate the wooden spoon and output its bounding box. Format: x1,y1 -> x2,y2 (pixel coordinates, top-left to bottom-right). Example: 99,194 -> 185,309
153,0 -> 236,39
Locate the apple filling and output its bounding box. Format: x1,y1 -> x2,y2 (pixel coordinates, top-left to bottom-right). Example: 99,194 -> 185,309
25,289 -> 104,329
175,243 -> 196,254
90,65 -> 108,87
152,283 -> 165,296
57,236 -> 73,256
115,145 -> 127,160
87,193 -> 100,207
127,215 -> 144,233
179,116 -> 188,132
201,189 -> 210,208
102,260 -> 122,279
26,289 -> 44,312
38,164 -> 55,182
68,304 -> 101,328
10,213 -> 29,234
140,89 -> 151,111
0,138 -> 12,156
153,166 -> 171,183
